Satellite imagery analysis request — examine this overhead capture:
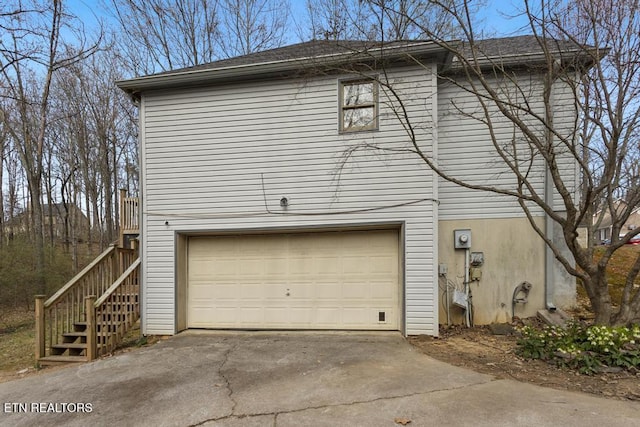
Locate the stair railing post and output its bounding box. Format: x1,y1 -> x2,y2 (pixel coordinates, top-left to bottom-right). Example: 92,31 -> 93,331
35,295 -> 46,362
119,188 -> 127,248
86,295 -> 97,361
131,237 -> 139,257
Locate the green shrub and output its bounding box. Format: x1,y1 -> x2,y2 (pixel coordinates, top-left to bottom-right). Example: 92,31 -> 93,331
516,322 -> 640,374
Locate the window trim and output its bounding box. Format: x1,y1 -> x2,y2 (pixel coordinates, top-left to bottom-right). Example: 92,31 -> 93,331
339,78 -> 379,133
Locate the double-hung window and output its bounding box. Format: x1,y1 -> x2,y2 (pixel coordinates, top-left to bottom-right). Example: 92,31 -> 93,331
340,79 -> 378,132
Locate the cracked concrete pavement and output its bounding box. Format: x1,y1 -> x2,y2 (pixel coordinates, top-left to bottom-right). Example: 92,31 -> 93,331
1,331 -> 639,426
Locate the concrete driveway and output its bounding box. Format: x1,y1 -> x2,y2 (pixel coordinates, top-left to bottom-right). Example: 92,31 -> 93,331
0,331 -> 638,427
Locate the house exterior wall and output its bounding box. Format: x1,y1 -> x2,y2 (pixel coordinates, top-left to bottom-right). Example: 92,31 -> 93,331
436,72 -> 578,323
622,210 -> 640,236
139,64 -> 440,336
595,208 -> 640,245
438,217 -> 546,324
5,204 -> 91,242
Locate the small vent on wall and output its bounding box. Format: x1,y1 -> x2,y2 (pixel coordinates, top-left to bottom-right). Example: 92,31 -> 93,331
378,311 -> 386,322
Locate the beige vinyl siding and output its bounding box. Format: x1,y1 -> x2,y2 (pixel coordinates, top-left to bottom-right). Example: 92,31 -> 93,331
140,65 -> 439,335
437,73 -> 577,219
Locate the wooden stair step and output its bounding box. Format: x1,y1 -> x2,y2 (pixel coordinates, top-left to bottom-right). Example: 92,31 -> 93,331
51,343 -> 87,350
38,355 -> 87,366
62,336 -> 87,344
63,332 -> 87,337
73,322 -> 88,332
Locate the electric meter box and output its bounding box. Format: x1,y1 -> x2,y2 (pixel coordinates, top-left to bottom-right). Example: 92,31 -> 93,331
454,229 -> 472,249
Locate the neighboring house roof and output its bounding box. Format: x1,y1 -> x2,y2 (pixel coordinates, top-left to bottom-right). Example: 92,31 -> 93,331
42,203 -> 89,221
595,200 -> 640,230
117,35 -> 594,97
8,203 -> 88,221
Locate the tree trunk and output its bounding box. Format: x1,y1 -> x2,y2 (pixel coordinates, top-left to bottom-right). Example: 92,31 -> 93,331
27,181 -> 46,295
584,270 -> 613,325
0,137 -> 4,249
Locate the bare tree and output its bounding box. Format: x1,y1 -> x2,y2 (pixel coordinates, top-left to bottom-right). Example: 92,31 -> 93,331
334,0 -> 640,325
303,0 -> 375,40
218,0 -> 290,57
49,43 -> 139,250
0,104 -> 6,248
367,0 -> 463,40
301,0 -> 464,41
0,0 -> 101,293
2,138 -> 22,242
109,0 -> 222,75
110,0 -> 291,74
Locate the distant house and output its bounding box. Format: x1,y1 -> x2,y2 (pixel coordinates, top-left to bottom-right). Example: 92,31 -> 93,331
594,200 -> 640,244
42,203 -> 91,241
117,36 -> 582,336
5,203 -> 90,243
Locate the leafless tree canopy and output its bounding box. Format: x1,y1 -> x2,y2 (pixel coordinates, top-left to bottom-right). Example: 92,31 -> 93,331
109,0 -> 290,75
218,0 -> 290,57
109,0 -> 222,74
0,1 -> 134,303
301,0 -> 466,41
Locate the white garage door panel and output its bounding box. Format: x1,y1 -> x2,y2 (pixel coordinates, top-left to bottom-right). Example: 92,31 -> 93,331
187,230 -> 399,330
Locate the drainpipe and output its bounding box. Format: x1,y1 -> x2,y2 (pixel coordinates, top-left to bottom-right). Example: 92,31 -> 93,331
544,65 -> 557,312
544,174 -> 556,312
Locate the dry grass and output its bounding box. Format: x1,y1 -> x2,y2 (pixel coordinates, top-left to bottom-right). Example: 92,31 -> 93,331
588,245 -> 640,304
0,308 -> 36,379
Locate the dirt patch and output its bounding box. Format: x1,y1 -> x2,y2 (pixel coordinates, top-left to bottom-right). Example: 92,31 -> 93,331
409,324 -> 640,401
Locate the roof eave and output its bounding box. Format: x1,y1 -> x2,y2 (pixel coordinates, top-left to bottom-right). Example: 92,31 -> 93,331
444,48 -> 597,73
116,41 -> 447,96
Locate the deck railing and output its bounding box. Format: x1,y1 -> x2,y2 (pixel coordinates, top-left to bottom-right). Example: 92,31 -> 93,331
119,189 -> 139,248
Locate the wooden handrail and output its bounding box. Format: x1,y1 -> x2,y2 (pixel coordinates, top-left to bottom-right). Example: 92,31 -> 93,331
95,258 -> 141,307
44,245 -> 117,307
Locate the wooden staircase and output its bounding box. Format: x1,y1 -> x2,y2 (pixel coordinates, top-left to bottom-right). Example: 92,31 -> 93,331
38,292 -> 141,365
35,192 -> 140,366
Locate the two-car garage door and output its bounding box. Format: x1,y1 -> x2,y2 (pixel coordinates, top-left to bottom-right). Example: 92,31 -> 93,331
187,229 -> 400,330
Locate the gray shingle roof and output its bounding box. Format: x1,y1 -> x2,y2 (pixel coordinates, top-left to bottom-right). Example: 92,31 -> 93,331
148,39 -> 433,76
471,35 -> 584,57
148,35 -> 585,77
117,35 -> 594,95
